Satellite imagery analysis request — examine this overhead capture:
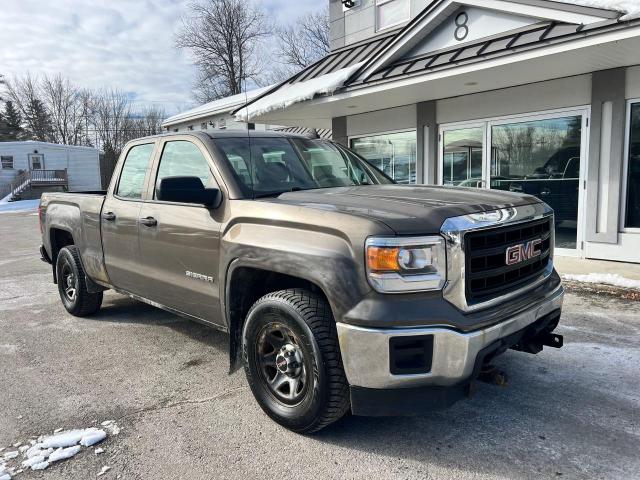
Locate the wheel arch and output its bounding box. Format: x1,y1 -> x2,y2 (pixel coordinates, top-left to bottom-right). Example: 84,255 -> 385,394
225,260 -> 334,373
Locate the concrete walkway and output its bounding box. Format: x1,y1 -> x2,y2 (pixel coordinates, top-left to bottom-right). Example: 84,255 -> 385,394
555,256 -> 640,281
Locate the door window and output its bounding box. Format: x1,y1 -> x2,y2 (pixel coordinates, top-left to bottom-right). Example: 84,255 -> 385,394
491,116 -> 582,249
625,102 -> 640,228
154,141 -> 216,199
116,143 -> 155,199
442,127 -> 483,187
28,154 -> 44,170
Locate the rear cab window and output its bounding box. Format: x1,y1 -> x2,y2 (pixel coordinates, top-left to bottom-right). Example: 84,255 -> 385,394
116,143 -> 155,199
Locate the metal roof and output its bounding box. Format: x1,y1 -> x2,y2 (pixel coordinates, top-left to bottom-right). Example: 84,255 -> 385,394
355,17 -> 627,85
273,126 -> 333,139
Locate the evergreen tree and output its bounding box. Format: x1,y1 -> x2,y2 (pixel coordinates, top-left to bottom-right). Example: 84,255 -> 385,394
0,101 -> 23,141
24,98 -> 52,142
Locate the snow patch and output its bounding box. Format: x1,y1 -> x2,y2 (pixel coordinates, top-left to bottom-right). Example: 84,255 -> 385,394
97,465 -> 111,476
563,273 -> 640,290
1,422 -> 116,474
235,62 -> 365,122
556,0 -> 640,19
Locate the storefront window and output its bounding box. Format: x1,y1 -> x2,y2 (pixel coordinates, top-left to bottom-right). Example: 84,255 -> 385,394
442,127 -> 483,187
491,116 -> 582,249
625,103 -> 640,228
351,131 -> 417,184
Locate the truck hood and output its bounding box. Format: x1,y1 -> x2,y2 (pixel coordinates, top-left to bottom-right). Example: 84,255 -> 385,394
272,185 -> 542,234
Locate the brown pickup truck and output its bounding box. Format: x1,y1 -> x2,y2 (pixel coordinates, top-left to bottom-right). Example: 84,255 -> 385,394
39,131 -> 564,433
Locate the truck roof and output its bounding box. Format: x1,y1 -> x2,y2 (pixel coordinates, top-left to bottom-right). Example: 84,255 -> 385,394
130,130 -> 313,143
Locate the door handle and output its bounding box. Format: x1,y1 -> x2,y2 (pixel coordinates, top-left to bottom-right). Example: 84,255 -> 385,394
103,211 -> 116,221
140,216 -> 158,227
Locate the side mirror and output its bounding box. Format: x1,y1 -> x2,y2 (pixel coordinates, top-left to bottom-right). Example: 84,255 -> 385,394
156,176 -> 222,207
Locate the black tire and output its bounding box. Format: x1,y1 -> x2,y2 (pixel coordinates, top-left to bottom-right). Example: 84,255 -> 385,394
242,289 -> 350,433
56,246 -> 103,317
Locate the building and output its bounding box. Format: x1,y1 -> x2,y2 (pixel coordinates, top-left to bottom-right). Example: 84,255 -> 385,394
235,0 -> 640,264
162,87 -> 333,139
0,141 -> 101,201
162,86 -> 281,133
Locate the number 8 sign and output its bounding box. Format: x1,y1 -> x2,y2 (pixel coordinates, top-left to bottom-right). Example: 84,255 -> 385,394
454,12 -> 469,41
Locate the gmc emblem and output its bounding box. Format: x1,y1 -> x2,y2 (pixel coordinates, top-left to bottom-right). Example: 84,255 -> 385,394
506,239 -> 542,266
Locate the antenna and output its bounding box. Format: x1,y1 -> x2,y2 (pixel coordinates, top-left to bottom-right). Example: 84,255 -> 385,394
242,75 -> 255,199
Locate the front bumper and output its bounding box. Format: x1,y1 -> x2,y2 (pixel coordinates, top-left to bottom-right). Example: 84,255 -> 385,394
336,283 -> 564,391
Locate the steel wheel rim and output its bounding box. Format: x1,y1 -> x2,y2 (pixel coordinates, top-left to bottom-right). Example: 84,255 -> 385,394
61,260 -> 77,302
255,322 -> 309,406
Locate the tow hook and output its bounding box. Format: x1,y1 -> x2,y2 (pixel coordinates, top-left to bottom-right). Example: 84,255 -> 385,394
541,333 -> 563,348
478,365 -> 509,387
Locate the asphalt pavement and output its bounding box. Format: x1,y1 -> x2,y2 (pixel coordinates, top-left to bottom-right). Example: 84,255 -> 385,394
1,209 -> 639,480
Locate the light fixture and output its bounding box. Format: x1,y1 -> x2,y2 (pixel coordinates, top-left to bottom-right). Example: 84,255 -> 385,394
464,81 -> 478,86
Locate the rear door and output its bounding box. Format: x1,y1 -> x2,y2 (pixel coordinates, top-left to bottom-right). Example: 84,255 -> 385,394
136,137 -> 225,325
102,141 -> 157,294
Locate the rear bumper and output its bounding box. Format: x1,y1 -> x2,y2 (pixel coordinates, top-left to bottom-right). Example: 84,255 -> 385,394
337,284 -> 564,415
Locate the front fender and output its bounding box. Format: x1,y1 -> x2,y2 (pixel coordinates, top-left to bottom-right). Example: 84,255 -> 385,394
220,222 -> 371,323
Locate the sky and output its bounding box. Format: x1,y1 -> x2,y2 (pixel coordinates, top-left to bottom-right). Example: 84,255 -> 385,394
0,0 -> 323,115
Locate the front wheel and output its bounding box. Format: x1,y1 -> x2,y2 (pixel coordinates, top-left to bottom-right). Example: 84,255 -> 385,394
56,246 -> 103,317
242,289 -> 350,433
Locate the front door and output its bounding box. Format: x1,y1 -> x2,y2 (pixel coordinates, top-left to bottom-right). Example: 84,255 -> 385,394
28,153 -> 44,170
137,138 -> 224,325
102,142 -> 156,293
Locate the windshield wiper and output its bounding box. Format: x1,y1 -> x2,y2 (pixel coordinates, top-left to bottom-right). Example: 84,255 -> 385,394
253,191 -> 286,199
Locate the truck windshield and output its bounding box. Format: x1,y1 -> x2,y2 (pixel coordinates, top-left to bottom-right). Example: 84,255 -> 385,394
214,137 -> 393,198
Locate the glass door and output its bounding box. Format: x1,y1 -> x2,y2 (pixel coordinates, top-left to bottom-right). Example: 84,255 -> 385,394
489,113 -> 586,253
439,109 -> 588,255
439,124 -> 486,188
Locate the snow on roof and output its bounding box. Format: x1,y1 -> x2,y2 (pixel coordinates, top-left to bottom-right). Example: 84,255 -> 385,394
235,62 -> 365,122
554,0 -> 640,19
162,85 -> 274,127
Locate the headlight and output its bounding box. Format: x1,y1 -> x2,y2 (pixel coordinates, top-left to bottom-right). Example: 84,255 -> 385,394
365,236 -> 446,293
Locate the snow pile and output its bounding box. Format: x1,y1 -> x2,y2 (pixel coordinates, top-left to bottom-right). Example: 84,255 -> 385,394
563,273 -> 640,290
0,199 -> 39,214
557,0 -> 640,19
235,62 -> 365,122
0,422 -> 118,477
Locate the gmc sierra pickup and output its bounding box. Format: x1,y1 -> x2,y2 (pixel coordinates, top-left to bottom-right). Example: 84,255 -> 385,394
39,131 -> 564,433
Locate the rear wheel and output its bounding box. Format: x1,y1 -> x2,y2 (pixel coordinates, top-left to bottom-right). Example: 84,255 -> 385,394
242,289 -> 350,433
56,246 -> 103,316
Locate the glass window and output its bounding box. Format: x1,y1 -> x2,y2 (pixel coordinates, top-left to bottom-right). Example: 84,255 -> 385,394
625,103 -> 640,228
215,137 -> 391,197
116,143 -> 154,199
351,131 -> 417,184
442,127 -> 483,187
1,156 -> 13,169
377,0 -> 410,31
154,141 -> 216,199
491,115 -> 582,249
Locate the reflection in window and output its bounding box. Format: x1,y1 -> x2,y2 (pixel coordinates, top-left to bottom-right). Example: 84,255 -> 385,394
155,141 -> 215,199
491,116 -> 582,249
116,143 -> 154,199
351,131 -> 417,184
625,103 -> 640,228
442,127 -> 483,187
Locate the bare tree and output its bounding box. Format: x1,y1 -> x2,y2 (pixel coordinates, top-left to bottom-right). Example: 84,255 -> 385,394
41,74 -> 91,146
175,0 -> 270,102
273,7 -> 330,80
4,74 -> 54,142
88,88 -> 132,158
